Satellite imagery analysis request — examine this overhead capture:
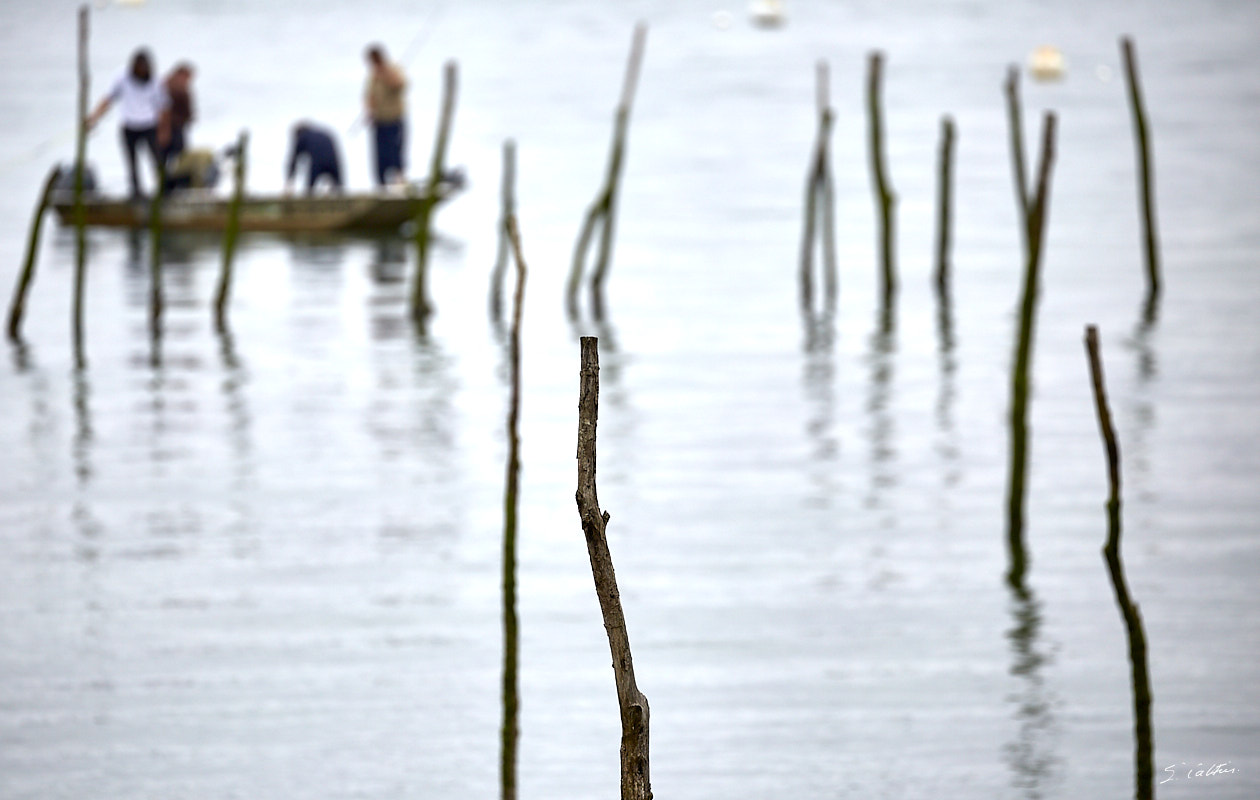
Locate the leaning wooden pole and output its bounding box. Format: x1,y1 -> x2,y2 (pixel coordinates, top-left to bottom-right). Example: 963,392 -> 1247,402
575,336 -> 651,800
499,215 -> 527,800
567,23 -> 647,320
1084,325 -> 1154,800
214,130 -> 248,332
6,168 -> 60,343
1004,65 -> 1030,239
867,51 -> 896,304
1120,37 -> 1161,303
1004,112 -> 1057,590
71,4 -> 90,365
411,60 -> 458,324
934,114 -> 956,298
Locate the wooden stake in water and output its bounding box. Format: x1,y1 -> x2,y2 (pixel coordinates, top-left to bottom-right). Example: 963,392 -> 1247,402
799,60 -> 837,314
567,23 -> 647,320
867,51 -> 897,304
1005,112 -> 1057,589
576,336 -> 651,800
214,130 -> 248,332
72,4 -> 90,365
1083,324 -> 1154,800
490,139 -> 517,322
1120,37 -> 1161,303
1004,65 -> 1030,239
411,60 -> 458,325
934,114 -> 956,297
6,168 -> 60,343
498,213 -> 527,800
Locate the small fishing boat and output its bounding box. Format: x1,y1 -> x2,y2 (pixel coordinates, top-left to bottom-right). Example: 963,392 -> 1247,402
50,169 -> 465,234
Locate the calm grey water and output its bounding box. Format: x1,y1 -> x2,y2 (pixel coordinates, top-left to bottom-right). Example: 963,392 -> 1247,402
2,1 -> 1259,798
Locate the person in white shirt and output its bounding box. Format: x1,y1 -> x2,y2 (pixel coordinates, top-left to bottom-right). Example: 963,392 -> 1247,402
87,49 -> 169,198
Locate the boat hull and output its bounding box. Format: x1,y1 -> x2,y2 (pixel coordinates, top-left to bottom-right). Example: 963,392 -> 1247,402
51,179 -> 460,234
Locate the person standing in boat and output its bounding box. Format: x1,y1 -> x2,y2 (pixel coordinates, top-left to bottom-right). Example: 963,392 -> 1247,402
158,62 -> 196,168
363,44 -> 408,188
86,48 -> 168,198
284,121 -> 344,195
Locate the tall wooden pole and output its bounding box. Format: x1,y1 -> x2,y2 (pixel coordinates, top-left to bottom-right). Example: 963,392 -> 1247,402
214,130 -> 248,332
71,4 -> 90,366
576,336 -> 651,800
411,60 -> 458,325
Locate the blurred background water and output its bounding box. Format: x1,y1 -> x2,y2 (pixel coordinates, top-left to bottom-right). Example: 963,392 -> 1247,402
1,1 -> 1258,798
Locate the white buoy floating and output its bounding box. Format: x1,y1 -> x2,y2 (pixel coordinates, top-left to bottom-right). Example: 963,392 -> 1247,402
749,0 -> 786,29
1028,45 -> 1066,82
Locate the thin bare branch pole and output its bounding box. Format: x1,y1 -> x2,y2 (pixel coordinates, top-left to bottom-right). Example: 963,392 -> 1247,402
411,60 -> 458,324
934,115 -> 956,297
799,60 -> 837,313
1120,37 -> 1162,302
1084,324 -> 1153,800
71,4 -> 90,366
499,215 -> 527,800
6,167 -> 60,343
1005,111 -> 1057,589
576,336 -> 651,800
867,51 -> 896,303
567,23 -> 647,319
1004,65 -> 1030,240
490,139 -> 516,321
214,130 -> 248,332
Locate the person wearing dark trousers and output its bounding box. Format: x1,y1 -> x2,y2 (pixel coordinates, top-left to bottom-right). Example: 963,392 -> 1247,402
284,121 -> 344,195
363,44 -> 407,187
87,48 -> 168,198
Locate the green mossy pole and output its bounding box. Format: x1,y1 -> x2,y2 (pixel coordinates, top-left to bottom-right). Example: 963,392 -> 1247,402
499,214 -> 527,800
1120,37 -> 1161,303
6,168 -> 60,343
867,51 -> 896,305
411,59 -> 458,325
1084,325 -> 1154,800
490,139 -> 516,322
799,60 -> 837,314
71,4 -> 90,366
214,130 -> 247,332
567,22 -> 646,320
934,115 -> 956,298
1005,112 -> 1057,590
576,336 -> 651,800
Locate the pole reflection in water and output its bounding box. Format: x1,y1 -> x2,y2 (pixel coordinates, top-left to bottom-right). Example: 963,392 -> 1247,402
801,308 -> 839,507
863,303 -> 896,517
1004,582 -> 1061,797
934,286 -> 960,491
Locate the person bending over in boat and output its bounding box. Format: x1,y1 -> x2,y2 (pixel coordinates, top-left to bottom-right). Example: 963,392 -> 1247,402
285,121 -> 344,196
86,48 -> 168,199
364,44 -> 407,187
158,62 -> 196,168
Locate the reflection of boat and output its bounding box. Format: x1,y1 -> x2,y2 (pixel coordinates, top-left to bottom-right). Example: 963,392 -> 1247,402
51,170 -> 465,234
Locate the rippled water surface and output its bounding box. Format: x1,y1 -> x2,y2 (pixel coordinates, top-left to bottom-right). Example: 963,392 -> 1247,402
2,1 -> 1259,798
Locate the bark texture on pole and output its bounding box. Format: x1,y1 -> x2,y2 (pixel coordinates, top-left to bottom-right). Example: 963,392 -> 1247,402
1084,325 -> 1154,800
576,336 -> 651,800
